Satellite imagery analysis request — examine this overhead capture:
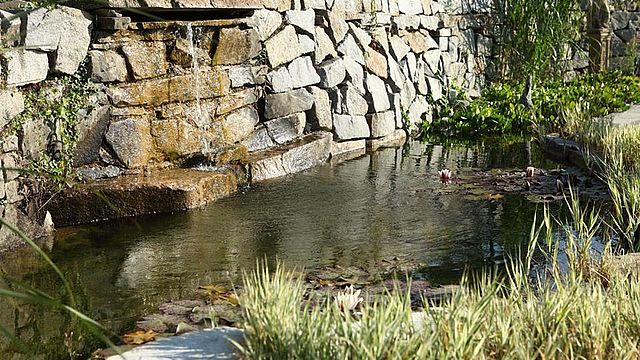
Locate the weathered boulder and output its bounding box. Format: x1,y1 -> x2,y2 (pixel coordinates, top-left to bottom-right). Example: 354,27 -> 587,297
229,66 -> 267,88
24,6 -> 92,75
0,90 -> 24,131
367,110 -> 395,137
2,49 -> 49,86
308,86 -> 332,130
317,58 -> 346,88
285,9 -> 315,35
365,74 -> 391,112
170,38 -> 210,68
426,76 -> 442,101
389,35 -> 411,61
21,118 -> 51,161
108,70 -> 230,107
241,125 -> 276,152
337,34 -> 365,64
393,14 -> 421,30
365,47 -> 388,78
249,9 -> 282,41
217,88 -> 261,116
213,28 -> 261,65
299,34 -> 316,54
105,117 -> 154,168
265,25 -> 303,68
151,117 -> 204,159
397,0 -> 424,15
220,106 -> 260,143
265,88 -> 315,119
333,114 -> 370,140
349,23 -> 372,47
315,27 -> 338,64
73,105 -> 111,166
89,50 -> 128,83
288,56 -> 321,88
340,86 -> 368,115
0,10 -> 21,47
344,58 -> 365,93
265,112 -> 306,144
121,42 -> 168,80
267,66 -> 293,93
387,56 -> 405,92
326,10 -> 349,44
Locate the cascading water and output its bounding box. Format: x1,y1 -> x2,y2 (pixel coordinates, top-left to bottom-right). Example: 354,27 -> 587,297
186,22 -> 210,155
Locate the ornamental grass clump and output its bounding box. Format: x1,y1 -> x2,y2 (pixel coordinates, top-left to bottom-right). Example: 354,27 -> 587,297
239,197 -> 640,359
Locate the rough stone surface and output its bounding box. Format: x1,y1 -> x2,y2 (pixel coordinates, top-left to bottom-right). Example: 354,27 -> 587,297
327,10 -> 349,44
108,70 -> 230,107
24,6 -> 92,75
0,90 -> 24,131
221,106 -> 260,143
367,110 -> 395,137
337,34 -> 365,64
389,35 -> 411,61
265,112 -> 306,144
288,56 -> 321,88
0,10 -> 21,47
333,114 -> 370,140
265,25 -> 303,68
331,139 -> 366,160
299,33 -> 316,54
151,118 -> 203,159
285,9 -> 315,35
344,58 -> 365,93
214,28 -> 261,65
365,47 -> 388,78
105,117 -> 153,168
74,105 -> 111,166
315,27 -> 338,64
249,9 -> 282,41
121,42 -> 168,80
249,132 -> 331,181
2,49 -> 49,86
302,87 -> 329,129
217,88 -> 261,116
317,58 -> 347,88
340,86 -> 368,115
241,125 -> 276,152
50,169 -> 238,226
267,66 -> 293,93
89,50 -> 128,83
397,0 -> 423,15
365,74 -> 391,112
265,88 -> 315,119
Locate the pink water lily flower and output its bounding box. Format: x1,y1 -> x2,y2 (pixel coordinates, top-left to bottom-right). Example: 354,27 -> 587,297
439,169 -> 452,184
526,166 -> 535,178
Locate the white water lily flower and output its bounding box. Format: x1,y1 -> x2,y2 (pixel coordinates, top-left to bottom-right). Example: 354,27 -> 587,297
335,286 -> 363,312
438,169 -> 452,184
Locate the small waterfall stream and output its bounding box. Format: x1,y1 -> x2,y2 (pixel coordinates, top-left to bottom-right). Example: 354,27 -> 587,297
185,22 -> 209,155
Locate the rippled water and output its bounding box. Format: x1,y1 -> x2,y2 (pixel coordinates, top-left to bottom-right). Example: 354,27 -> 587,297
0,139 -> 557,357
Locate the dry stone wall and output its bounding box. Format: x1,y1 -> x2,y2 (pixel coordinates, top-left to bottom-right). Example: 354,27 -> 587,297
0,0 -> 639,237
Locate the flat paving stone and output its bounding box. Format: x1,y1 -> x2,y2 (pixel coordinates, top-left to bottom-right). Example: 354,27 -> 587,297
610,104 -> 640,127
107,327 -> 245,360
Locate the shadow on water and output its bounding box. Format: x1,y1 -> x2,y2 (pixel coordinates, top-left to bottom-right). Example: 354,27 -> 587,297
0,138 -> 562,358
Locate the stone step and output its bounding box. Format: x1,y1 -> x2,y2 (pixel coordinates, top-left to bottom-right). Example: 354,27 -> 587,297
47,168 -> 238,226
246,131 -> 332,182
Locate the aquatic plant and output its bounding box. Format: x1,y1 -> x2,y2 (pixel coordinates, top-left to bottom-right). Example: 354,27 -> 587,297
525,166 -> 535,178
438,169 -> 452,184
334,286 -> 363,313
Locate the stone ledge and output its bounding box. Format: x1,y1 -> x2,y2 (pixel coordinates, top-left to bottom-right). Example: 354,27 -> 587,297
247,131 -> 332,181
47,168 -> 238,226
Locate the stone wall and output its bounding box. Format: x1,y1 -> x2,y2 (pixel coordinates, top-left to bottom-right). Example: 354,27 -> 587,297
0,0 -> 639,240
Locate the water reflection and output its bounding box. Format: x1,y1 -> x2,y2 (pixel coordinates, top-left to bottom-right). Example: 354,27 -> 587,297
0,139 -> 554,357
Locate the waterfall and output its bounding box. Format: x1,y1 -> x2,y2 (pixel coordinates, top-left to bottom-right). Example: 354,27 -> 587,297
186,22 -> 209,155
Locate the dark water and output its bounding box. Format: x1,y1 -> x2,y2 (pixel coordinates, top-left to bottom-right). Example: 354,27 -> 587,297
0,139 -> 556,358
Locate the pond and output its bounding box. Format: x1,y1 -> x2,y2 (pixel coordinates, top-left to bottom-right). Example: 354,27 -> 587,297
0,139 -> 560,358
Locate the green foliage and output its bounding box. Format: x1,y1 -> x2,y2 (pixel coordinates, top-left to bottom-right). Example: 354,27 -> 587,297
14,76 -> 97,188
493,0 -> 582,82
425,72 -> 640,138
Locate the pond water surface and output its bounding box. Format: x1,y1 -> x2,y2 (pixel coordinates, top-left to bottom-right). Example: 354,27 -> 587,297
0,139 -> 558,358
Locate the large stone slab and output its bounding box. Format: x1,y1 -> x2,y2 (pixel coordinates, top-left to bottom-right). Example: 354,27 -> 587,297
249,9 -> 282,41
108,69 -> 230,107
285,9 -> 315,35
105,117 -> 154,168
317,58 -> 346,88
265,25 -> 303,68
2,49 -> 49,86
213,28 -> 261,65
333,114 -> 370,140
89,50 -> 128,83
308,86 -> 332,130
367,110 -> 395,137
48,169 -> 238,226
315,26 -> 338,64
73,105 -> 111,166
287,56 -> 321,89
365,74 -> 391,112
221,105 -> 260,144
217,88 -> 261,116
121,42 -> 168,80
24,6 -> 92,75
330,139 -> 366,163
366,129 -> 407,151
264,112 -> 306,144
265,88 -> 315,119
248,132 -> 332,181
